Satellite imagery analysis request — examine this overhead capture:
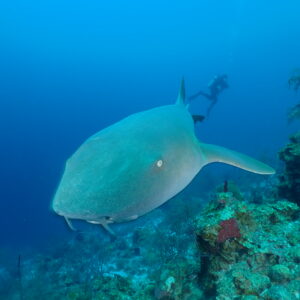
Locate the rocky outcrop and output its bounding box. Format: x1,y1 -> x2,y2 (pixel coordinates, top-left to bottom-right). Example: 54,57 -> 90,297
278,132 -> 300,206
195,191 -> 300,299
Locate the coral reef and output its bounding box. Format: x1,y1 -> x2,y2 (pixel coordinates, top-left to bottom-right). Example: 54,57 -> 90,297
288,69 -> 300,92
0,196 -> 203,300
288,104 -> 300,122
278,132 -> 300,206
217,218 -> 241,243
1,184 -> 300,299
195,191 -> 300,299
288,69 -> 300,122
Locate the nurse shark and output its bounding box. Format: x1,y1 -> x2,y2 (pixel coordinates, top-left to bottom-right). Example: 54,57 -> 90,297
52,80 -> 275,234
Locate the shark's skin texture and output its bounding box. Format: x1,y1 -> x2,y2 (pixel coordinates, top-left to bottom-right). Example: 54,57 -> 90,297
52,81 -> 275,233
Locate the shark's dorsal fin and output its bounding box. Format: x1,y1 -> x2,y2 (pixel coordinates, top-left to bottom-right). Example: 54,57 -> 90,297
176,78 -> 186,106
201,143 -> 275,175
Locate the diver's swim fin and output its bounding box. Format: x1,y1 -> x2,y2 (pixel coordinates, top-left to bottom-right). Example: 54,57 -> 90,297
192,115 -> 205,123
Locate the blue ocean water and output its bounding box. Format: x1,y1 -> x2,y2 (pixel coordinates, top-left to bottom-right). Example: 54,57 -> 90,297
0,0 -> 299,259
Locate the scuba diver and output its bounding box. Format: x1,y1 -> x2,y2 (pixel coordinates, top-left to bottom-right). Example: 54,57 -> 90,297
189,74 -> 229,117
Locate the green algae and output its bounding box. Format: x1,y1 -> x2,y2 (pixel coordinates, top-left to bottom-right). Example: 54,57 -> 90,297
269,264 -> 292,283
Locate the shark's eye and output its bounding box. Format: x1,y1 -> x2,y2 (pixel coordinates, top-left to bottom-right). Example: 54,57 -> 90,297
156,160 -> 163,168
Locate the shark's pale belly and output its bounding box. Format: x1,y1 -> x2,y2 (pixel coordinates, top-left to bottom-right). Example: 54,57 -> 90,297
110,156 -> 203,223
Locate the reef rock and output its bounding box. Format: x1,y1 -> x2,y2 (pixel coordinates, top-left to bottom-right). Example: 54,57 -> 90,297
195,191 -> 300,299
278,131 -> 300,206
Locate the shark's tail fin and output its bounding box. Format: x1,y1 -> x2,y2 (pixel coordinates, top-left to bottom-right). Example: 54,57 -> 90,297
201,143 -> 275,175
176,78 -> 186,106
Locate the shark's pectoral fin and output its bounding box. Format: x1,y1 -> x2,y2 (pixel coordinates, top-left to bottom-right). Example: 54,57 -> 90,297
87,218 -> 116,237
201,143 -> 275,175
64,216 -> 77,231
101,222 -> 116,237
